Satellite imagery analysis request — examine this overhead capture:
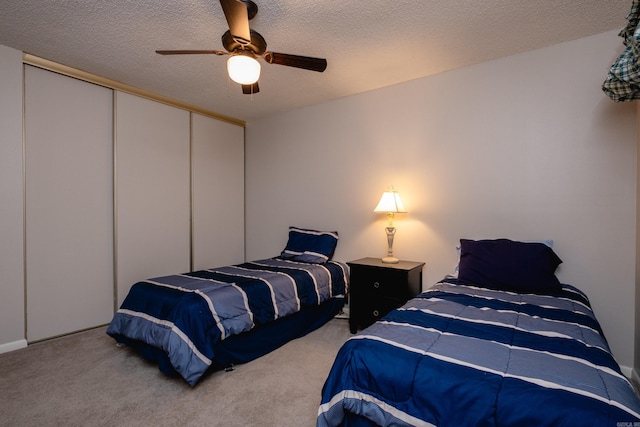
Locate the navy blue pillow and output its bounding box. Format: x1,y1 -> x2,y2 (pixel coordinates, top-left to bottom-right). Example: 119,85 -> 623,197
280,227 -> 339,264
457,239 -> 562,294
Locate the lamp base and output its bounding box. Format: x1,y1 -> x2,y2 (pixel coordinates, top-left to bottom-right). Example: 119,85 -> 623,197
381,256 -> 399,264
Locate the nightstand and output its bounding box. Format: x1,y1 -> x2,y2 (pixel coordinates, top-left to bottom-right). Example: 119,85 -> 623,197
347,257 -> 425,333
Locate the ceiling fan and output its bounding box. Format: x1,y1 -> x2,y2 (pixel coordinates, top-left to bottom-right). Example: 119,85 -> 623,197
156,0 -> 327,94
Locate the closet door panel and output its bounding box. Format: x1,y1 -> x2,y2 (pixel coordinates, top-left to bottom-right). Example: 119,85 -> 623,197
192,113 -> 245,270
25,66 -> 114,341
115,92 -> 190,305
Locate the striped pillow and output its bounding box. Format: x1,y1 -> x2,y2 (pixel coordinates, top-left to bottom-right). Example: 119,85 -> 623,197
280,227 -> 339,264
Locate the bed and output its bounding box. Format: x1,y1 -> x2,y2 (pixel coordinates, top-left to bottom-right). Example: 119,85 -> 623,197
318,239 -> 640,426
107,227 -> 348,386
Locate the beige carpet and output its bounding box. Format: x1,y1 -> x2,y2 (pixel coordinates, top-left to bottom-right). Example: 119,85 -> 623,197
0,318 -> 352,427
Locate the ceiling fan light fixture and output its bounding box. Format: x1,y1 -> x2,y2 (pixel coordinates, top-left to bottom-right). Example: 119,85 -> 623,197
227,52 -> 261,85
156,0 -> 326,94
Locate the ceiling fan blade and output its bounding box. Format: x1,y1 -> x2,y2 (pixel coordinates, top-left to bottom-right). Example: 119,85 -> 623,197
242,82 -> 260,94
220,0 -> 251,45
264,52 -> 327,72
156,49 -> 226,55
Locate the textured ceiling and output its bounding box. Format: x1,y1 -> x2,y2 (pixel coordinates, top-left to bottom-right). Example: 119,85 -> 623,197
0,0 -> 632,124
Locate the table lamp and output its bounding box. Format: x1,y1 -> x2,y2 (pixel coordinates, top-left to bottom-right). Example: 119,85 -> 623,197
374,186 -> 406,263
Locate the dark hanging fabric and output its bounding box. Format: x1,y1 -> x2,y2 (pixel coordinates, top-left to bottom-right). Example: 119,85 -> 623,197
603,0 -> 640,101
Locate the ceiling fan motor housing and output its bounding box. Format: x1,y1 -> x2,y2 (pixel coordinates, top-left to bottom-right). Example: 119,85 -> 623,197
222,29 -> 267,55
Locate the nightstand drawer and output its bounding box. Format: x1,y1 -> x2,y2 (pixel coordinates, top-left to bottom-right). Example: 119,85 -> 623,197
357,269 -> 409,298
359,296 -> 405,325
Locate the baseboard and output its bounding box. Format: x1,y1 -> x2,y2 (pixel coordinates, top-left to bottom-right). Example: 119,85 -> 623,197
620,365 -> 640,395
334,301 -> 350,319
0,339 -> 27,354
631,367 -> 640,394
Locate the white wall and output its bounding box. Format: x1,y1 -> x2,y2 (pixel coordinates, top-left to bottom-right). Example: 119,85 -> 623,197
0,45 -> 26,352
245,31 -> 638,369
636,106 -> 640,383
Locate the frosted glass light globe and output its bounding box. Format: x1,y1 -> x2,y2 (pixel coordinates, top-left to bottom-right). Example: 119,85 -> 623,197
227,54 -> 261,85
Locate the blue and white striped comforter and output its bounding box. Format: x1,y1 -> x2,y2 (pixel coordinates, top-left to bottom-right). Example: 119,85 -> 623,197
318,279 -> 640,426
107,258 -> 348,386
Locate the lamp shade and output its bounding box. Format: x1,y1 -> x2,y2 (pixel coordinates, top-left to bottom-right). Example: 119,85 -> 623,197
374,189 -> 406,213
227,53 -> 261,85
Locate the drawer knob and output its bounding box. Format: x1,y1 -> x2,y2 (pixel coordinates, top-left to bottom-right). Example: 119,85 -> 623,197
373,281 -> 380,289
373,309 -> 379,317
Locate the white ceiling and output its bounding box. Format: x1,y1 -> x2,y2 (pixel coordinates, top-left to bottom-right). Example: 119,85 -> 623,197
0,0 -> 632,124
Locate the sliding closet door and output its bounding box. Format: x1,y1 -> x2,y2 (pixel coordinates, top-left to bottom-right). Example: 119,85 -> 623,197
191,113 -> 245,270
115,92 -> 190,305
24,66 -> 114,341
